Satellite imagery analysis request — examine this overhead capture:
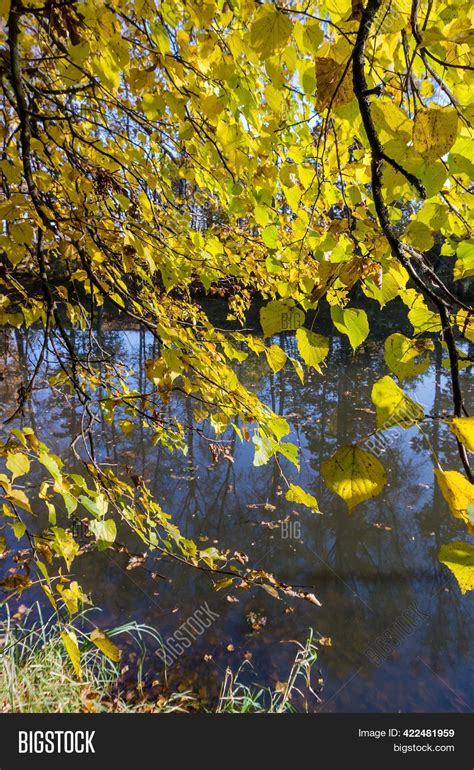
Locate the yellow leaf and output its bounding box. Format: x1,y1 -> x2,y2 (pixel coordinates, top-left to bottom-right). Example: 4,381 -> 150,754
285,484 -> 318,512
260,299 -> 304,337
6,452 -> 30,482
402,290 -> 442,334
371,375 -> 424,430
265,344 -> 287,373
12,520 -> 26,540
9,221 -> 34,246
51,527 -> 80,570
296,328 -> 329,373
372,100 -> 411,138
321,445 -> 386,512
330,306 -> 369,350
434,469 -> 474,526
405,221 -> 434,251
451,418 -> 474,453
384,333 -> 433,380
250,5 -> 293,58
6,488 -> 31,513
439,541 -> 474,594
118,419 -> 134,435
201,94 -> 224,120
90,628 -> 121,662
57,581 -> 90,615
374,0 -> 410,33
456,310 -> 474,343
60,629 -> 82,679
413,108 -> 458,161
291,357 -> 305,384
89,519 -> 117,550
303,22 -> 324,53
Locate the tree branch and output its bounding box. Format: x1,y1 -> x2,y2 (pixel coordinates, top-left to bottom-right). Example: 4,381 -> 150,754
353,0 -> 472,480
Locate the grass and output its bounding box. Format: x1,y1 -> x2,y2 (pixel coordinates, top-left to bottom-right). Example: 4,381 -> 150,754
0,604 -> 192,713
0,605 -> 320,713
216,629 -> 320,713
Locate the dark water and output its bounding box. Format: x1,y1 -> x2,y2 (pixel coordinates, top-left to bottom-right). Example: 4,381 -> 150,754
1,306 -> 473,712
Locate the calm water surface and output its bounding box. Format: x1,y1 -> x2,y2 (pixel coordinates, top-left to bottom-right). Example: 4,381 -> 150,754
1,303 -> 473,712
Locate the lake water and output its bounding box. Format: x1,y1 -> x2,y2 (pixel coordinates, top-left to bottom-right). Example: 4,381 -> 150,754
1,302 -> 473,712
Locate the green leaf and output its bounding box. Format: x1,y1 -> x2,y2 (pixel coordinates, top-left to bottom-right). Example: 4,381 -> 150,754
12,520 -> 26,540
79,493 -> 108,519
262,225 -> 280,249
60,628 -> 82,679
89,519 -> 117,550
90,628 -> 121,662
321,445 -> 386,512
260,299 -> 304,338
454,241 -> 474,281
296,328 -> 329,372
6,453 -> 30,482
276,441 -> 300,468
438,541 -> 474,594
371,376 -> 424,430
330,307 -> 369,350
252,433 -> 273,466
384,333 -> 433,380
38,452 -> 62,482
402,290 -> 442,334
285,484 -> 319,512
404,221 -> 434,251
268,415 -> 290,441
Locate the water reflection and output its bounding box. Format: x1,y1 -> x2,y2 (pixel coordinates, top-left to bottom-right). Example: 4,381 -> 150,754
0,307 -> 473,713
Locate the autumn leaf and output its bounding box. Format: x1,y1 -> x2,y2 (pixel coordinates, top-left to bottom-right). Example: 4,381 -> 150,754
315,57 -> 354,111
413,108 -> 458,161
451,417 -> 474,453
6,452 -> 30,481
285,484 -> 319,512
439,542 -> 474,594
51,527 -> 80,570
296,328 -> 329,373
89,519 -> 117,550
371,376 -> 424,430
384,333 -> 433,381
265,344 -> 287,373
250,5 -> 293,58
61,628 -> 82,679
330,307 -> 369,351
434,469 -> 474,530
1,0 -> 473,637
90,628 -> 121,662
321,445 -> 386,512
260,299 -> 304,338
